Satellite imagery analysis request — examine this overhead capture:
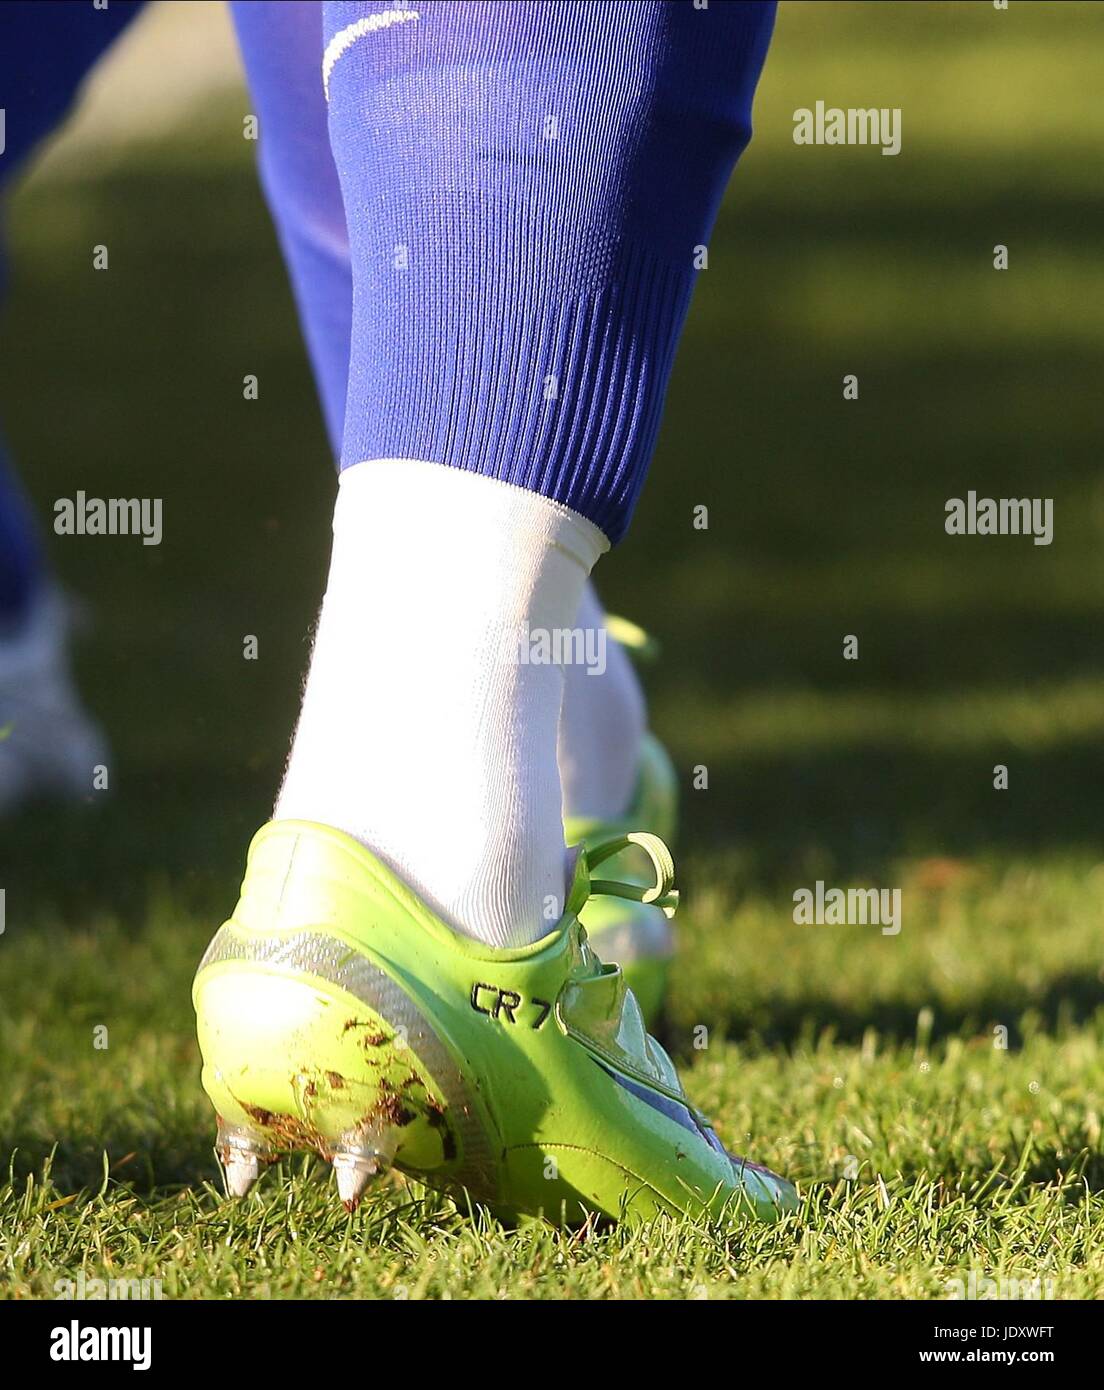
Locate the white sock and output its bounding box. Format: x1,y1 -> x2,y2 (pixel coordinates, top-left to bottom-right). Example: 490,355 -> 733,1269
557,583 -> 646,823
276,460 -> 608,948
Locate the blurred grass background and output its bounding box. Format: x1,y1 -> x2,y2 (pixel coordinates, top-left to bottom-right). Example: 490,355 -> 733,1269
1,1 -> 1103,1298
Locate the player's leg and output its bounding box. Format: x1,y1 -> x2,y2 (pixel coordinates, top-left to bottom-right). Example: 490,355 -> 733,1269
0,0 -> 145,809
232,1 -> 656,884
279,0 -> 756,945
196,0 -> 789,1225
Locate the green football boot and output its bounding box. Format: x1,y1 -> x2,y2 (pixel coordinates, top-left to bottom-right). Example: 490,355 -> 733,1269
193,820 -> 796,1225
565,731 -> 678,1026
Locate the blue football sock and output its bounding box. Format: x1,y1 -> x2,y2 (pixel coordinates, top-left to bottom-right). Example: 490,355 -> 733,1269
322,0 -> 774,541
231,0 -> 352,457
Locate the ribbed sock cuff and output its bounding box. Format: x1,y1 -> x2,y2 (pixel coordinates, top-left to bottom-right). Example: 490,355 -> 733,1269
338,223 -> 694,545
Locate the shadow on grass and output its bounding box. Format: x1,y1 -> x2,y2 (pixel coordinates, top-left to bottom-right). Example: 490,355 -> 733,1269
679,741 -> 1104,888
667,974 -> 1104,1055
4,1126 -> 218,1197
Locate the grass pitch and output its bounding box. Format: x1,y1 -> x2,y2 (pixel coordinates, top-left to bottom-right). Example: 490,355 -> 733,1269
2,2 -> 1103,1299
